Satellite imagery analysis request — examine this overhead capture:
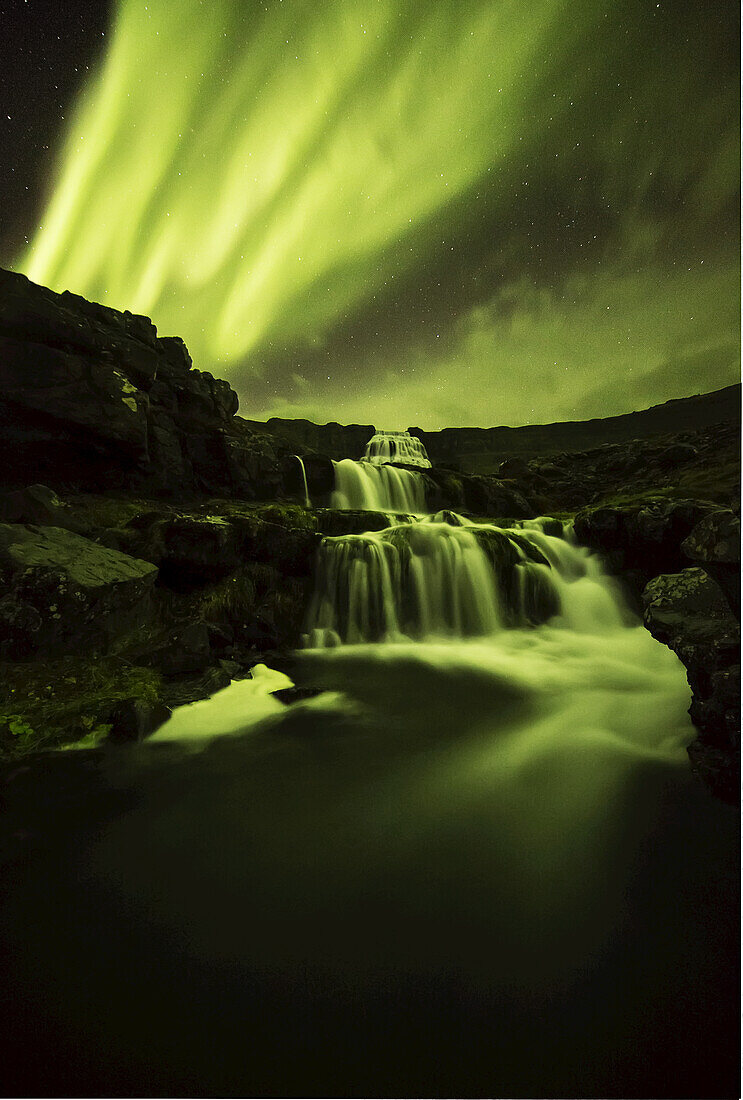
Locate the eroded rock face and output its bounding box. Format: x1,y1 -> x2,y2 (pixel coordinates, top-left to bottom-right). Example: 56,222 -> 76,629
0,523 -> 158,658
574,498 -> 718,593
682,509 -> 740,618
643,567 -> 740,803
0,268 -> 282,499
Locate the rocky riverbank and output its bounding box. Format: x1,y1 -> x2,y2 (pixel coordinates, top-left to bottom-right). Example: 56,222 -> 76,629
0,267 -> 738,800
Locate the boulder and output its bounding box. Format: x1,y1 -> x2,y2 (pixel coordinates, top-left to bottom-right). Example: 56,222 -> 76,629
0,484 -> 66,526
498,456 -> 531,478
133,515 -> 242,589
642,568 -> 739,664
146,621 -> 213,676
0,524 -> 158,658
682,509 -> 740,618
574,498 -> 717,583
106,698 -> 172,743
642,567 -> 740,803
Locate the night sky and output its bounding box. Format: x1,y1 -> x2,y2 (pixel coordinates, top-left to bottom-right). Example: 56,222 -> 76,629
1,0 -> 739,429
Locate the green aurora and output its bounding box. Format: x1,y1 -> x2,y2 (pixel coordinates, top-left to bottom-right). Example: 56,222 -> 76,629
16,0 -> 740,429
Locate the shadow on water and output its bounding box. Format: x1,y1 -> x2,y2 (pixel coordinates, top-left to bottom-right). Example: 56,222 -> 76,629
1,637 -> 738,1097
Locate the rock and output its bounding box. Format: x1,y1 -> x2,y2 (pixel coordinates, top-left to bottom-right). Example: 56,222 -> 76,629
230,506 -> 319,576
279,453 -> 335,503
461,476 -> 532,518
0,484 -> 66,526
106,698 -> 172,743
642,567 -> 740,803
0,524 -> 158,658
238,416 -> 374,463
642,568 -> 738,660
574,498 -> 717,584
656,442 -> 699,467
160,664 -> 232,708
0,332 -> 150,461
316,509 -> 390,536
223,427 -> 281,499
498,457 -> 531,478
138,515 -> 242,589
682,509 -> 740,618
147,622 -> 212,676
0,267 -> 263,498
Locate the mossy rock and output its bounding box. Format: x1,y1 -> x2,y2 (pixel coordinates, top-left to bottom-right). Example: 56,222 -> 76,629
0,655 -> 165,757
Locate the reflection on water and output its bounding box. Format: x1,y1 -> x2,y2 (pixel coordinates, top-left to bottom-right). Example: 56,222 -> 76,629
1,519 -> 738,1096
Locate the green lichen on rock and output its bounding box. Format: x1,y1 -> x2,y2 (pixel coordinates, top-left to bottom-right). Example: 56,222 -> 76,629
0,655 -> 164,757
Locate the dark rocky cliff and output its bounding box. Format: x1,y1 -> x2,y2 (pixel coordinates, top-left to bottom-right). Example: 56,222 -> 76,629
0,267 -> 282,499
243,385 -> 740,471
409,385 -> 741,471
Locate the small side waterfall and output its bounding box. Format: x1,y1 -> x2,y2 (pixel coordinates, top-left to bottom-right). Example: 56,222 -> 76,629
302,516 -> 614,647
331,458 -> 426,513
293,455 -> 311,507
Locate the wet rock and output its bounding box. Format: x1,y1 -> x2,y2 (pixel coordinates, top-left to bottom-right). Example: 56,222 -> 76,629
279,453 -> 335,503
642,568 -> 738,661
106,698 -> 172,743
147,621 -> 212,676
574,498 -> 717,585
316,509 -> 390,536
682,509 -> 740,618
642,567 -> 740,803
160,664 -> 232,708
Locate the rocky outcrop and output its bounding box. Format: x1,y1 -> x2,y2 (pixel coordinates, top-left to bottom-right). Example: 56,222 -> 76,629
0,268 -> 282,498
573,498 -> 719,596
682,509 -> 740,618
423,468 -> 533,519
643,567 -> 740,803
240,416 -> 374,462
489,421 -> 739,515
408,384 -> 740,469
0,523 -> 158,659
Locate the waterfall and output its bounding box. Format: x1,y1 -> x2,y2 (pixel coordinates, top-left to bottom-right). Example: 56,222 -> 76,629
293,454 -> 311,507
139,483 -> 726,1100
301,516 -> 611,647
331,458 -> 426,514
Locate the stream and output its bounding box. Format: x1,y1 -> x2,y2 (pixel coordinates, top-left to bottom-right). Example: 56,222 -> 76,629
1,463 -> 738,1097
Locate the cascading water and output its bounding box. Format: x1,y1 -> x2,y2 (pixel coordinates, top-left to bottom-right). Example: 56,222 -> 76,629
293,454 -> 311,507
303,515 -> 577,646
119,501 -> 734,1097
331,458 -> 426,514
